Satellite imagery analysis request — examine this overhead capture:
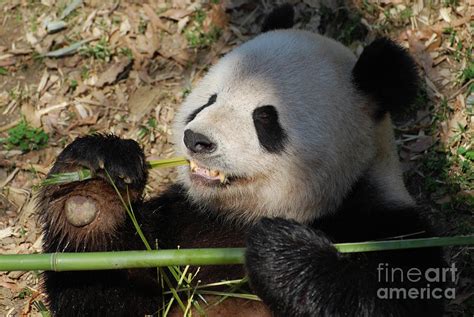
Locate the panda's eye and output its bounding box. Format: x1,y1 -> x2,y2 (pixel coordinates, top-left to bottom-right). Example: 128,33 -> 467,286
253,105 -> 278,122
252,105 -> 287,153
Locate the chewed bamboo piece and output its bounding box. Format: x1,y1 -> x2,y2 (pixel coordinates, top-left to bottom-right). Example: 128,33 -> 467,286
1,235 -> 473,272
41,157 -> 189,186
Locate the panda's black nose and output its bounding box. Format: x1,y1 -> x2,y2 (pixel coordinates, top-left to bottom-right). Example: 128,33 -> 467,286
183,129 -> 217,154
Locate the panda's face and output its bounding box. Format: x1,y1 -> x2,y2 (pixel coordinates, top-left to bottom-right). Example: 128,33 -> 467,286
178,78 -> 288,185
173,30 -> 377,223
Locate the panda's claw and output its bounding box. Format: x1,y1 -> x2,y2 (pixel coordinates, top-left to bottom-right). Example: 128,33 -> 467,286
53,134 -> 148,192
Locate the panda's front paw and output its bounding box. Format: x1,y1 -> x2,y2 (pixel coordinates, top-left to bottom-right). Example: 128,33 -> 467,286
245,217 -> 338,317
52,134 -> 148,191
40,134 -> 148,250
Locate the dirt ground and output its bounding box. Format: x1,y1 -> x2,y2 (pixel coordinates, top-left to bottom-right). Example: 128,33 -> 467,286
0,0 -> 472,316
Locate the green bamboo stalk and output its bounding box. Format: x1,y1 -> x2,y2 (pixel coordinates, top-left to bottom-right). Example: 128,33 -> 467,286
334,235 -> 474,252
1,235 -> 472,272
41,157 -> 189,186
147,157 -> 189,169
0,248 -> 244,272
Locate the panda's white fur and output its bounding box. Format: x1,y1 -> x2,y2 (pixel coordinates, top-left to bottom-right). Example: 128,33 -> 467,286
173,30 -> 413,224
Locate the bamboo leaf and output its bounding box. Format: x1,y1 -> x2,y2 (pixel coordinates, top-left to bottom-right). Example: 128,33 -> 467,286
45,20 -> 68,34
41,169 -> 92,186
60,0 -> 82,20
42,38 -> 94,57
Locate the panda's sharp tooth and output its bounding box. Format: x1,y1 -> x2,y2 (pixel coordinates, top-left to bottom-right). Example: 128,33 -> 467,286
210,170 -> 219,177
190,161 -> 197,172
219,173 -> 227,184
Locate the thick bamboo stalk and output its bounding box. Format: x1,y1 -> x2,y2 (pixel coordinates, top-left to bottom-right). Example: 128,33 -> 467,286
1,248 -> 244,272
1,235 -> 472,272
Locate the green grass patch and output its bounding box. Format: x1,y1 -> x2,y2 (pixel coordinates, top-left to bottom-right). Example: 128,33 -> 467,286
69,79 -> 78,91
443,0 -> 459,8
17,287 -> 32,300
80,38 -> 112,61
33,300 -> 51,317
3,119 -> 49,152
399,8 -> 412,21
185,9 -> 221,48
118,47 -> 133,59
461,61 -> 474,83
138,117 -> 159,139
138,18 -> 148,34
80,66 -> 89,80
417,142 -> 473,214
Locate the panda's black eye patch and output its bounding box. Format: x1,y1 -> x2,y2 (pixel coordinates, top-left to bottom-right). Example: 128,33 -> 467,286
252,105 -> 287,153
186,94 -> 217,123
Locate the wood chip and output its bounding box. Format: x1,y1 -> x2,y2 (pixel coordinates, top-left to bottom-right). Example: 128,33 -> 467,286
0,57 -> 16,67
160,8 -> 192,21
407,136 -> 434,153
128,86 -> 161,122
95,58 -> 133,87
0,227 -> 13,240
20,103 -> 42,128
143,4 -> 170,33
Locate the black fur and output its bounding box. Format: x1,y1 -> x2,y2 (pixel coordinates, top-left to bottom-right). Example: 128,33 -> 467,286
43,268 -> 160,316
186,93 -> 217,123
40,135 -> 446,316
50,134 -> 148,191
40,136 -> 249,315
245,207 -> 444,317
41,181 -> 248,316
253,105 -> 288,153
352,38 -> 419,119
261,3 -> 295,32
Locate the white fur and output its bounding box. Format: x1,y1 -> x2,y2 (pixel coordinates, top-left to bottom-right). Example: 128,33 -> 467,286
172,30 -> 412,224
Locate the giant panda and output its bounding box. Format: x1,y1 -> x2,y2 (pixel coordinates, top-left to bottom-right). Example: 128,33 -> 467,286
38,5 -> 446,317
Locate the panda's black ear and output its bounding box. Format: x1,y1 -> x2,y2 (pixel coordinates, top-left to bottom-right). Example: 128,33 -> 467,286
352,38 -> 419,119
261,4 -> 294,32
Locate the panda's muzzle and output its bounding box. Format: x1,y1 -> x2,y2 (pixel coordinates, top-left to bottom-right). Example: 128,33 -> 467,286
184,129 -> 217,154
184,129 -> 231,186
184,130 -> 247,186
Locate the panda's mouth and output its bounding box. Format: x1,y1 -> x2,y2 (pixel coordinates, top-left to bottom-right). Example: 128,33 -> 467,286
189,160 -> 229,186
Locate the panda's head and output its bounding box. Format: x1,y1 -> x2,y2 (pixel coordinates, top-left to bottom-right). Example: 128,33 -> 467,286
173,18 -> 418,224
